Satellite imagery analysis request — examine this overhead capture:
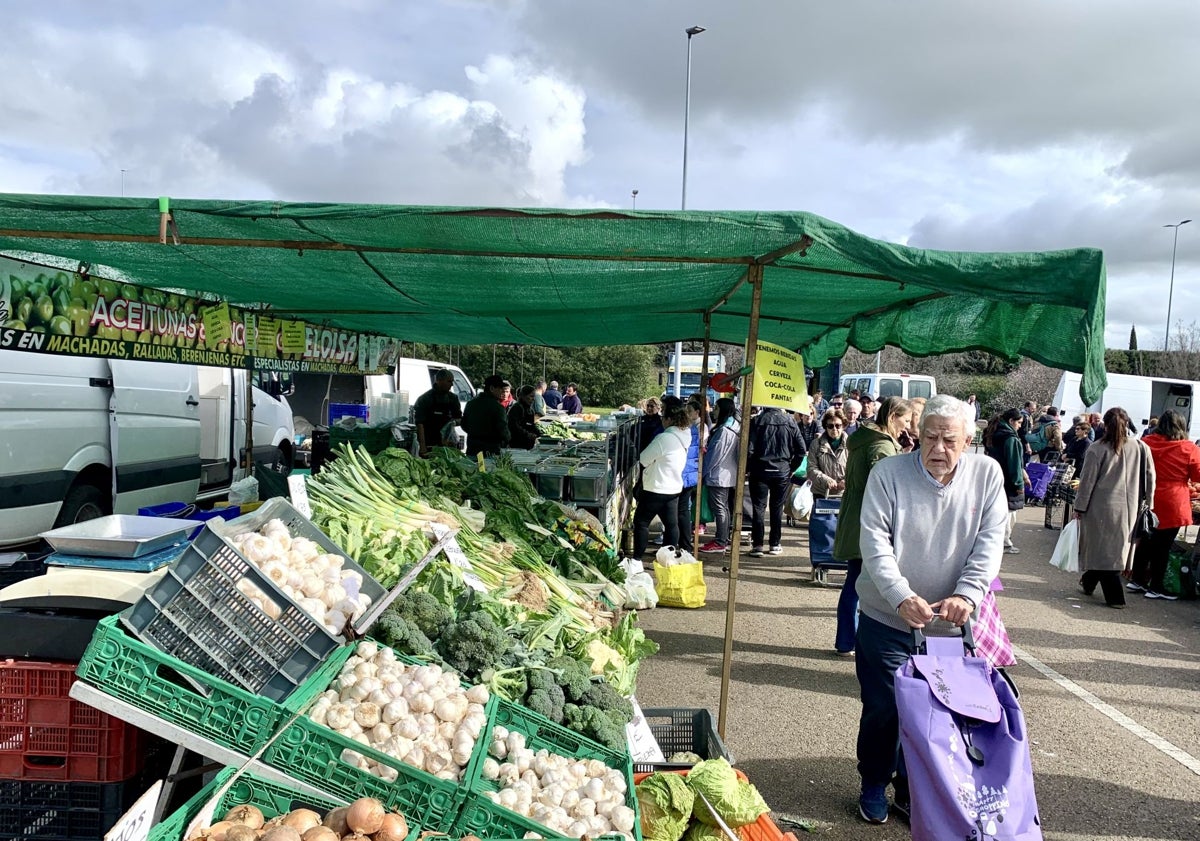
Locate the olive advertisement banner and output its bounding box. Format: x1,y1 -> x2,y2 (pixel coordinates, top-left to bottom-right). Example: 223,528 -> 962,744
0,256 -> 397,374
750,339 -> 811,413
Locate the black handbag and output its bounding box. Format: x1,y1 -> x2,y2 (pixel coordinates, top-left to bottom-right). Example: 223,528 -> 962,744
1133,443 -> 1159,540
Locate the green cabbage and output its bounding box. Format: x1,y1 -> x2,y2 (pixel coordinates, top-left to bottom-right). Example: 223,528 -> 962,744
684,822 -> 740,841
686,759 -> 770,828
637,772 -> 696,841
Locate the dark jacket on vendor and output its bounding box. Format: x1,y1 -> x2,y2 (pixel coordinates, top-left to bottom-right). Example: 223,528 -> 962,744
463,376 -> 511,456
832,422 -> 899,562
507,388 -> 540,450
747,407 -> 806,479
986,419 -> 1026,500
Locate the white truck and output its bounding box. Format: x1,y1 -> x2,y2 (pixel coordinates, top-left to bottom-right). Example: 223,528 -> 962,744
663,351 -> 727,403
0,352 -> 294,546
1054,371 -> 1200,438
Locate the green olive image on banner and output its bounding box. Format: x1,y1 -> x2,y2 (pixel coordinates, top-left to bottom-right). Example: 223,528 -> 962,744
4,320 -> 26,331
49,316 -> 72,336
34,295 -> 54,326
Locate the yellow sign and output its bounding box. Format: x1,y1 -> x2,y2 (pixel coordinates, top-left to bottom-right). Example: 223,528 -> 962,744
201,302 -> 232,349
280,319 -> 307,355
750,339 -> 810,412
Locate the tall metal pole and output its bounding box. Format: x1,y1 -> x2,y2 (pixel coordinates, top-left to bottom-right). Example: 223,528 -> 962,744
1164,219 -> 1191,350
718,264 -> 762,738
674,26 -> 705,399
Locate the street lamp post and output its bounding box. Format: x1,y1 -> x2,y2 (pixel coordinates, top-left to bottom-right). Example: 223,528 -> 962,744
631,189 -> 638,210
1164,219 -> 1191,350
673,24 -> 706,398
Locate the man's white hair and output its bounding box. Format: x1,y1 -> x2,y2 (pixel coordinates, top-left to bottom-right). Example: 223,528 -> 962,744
844,398 -> 862,414
919,394 -> 975,436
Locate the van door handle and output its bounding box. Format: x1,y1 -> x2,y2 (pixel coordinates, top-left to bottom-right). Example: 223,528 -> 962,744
89,377 -> 113,388
186,397 -> 200,407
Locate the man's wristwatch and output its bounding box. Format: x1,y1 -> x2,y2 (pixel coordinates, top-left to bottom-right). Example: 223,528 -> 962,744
955,594 -> 976,610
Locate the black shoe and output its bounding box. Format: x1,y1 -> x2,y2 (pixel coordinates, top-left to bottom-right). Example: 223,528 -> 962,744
1079,577 -> 1095,596
891,777 -> 910,822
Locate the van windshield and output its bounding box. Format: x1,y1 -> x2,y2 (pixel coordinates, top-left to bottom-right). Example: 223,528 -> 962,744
450,371 -> 474,403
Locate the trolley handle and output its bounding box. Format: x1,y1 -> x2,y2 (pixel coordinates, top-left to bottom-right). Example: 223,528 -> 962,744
913,615 -> 976,655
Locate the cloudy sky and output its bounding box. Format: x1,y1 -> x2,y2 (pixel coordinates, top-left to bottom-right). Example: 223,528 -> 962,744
2,0 -> 1198,350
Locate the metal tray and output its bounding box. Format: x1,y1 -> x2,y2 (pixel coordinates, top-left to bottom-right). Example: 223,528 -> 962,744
40,515 -> 203,558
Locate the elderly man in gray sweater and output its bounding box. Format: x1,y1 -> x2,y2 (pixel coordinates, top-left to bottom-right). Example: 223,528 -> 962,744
852,394 -> 1007,824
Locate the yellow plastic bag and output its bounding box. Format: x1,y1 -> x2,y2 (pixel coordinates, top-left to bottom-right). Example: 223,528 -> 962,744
654,560 -> 707,608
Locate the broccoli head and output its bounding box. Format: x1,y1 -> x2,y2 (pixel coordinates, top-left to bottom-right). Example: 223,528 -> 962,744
370,612 -> 435,659
481,666 -> 529,702
525,681 -> 566,723
562,702 -> 627,751
581,681 -> 634,724
437,610 -> 512,678
391,590 -> 454,640
547,654 -> 593,702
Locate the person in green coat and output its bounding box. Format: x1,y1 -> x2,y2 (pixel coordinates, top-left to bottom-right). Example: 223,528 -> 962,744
831,396 -> 916,655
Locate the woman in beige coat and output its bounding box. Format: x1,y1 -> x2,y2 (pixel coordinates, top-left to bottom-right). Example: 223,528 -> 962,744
1072,407 -> 1155,608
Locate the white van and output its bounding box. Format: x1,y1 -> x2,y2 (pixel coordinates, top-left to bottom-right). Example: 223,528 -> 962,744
290,359 -> 475,429
839,373 -> 937,401
0,353 -> 294,546
1054,371 -> 1200,439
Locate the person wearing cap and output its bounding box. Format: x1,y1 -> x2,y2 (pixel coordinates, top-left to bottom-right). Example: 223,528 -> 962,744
462,374 -> 512,457
859,395 -> 877,423
544,380 -> 563,410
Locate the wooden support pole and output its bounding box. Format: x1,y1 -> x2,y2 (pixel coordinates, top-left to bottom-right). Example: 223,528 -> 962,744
718,263 -> 763,738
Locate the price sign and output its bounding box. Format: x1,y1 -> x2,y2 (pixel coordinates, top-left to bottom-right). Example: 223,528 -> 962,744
256,316 -> 278,357
104,780 -> 163,841
201,302 -> 233,349
281,320 -> 307,355
625,696 -> 665,763
430,523 -> 487,593
288,475 -> 312,517
239,312 -> 256,357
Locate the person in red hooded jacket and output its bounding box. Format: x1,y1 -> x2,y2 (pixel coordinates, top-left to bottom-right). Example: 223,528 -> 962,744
1129,409 -> 1200,599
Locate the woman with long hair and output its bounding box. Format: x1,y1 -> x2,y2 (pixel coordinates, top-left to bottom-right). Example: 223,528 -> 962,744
699,397 -> 741,555
1074,407 -> 1155,608
631,403 -> 692,558
1128,409 -> 1200,599
830,396 -> 915,655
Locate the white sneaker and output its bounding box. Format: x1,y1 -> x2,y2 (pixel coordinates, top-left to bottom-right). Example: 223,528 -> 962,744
769,545 -> 783,555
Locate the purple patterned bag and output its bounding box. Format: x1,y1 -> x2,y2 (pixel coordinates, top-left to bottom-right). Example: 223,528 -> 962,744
896,633 -> 1043,840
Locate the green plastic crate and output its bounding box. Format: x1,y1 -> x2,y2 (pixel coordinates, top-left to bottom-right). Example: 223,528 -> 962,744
458,699 -> 640,841
74,615 -> 351,756
259,640 -> 496,833
330,425 -> 397,454
147,767 -> 344,841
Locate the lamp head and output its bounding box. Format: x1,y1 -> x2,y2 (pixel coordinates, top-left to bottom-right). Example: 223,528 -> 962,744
686,25 -> 706,36
632,189 -> 639,197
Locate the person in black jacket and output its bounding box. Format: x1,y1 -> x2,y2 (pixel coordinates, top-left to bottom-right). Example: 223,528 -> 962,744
984,408 -> 1027,554
462,374 -> 511,456
747,406 -> 807,556
507,385 -> 540,449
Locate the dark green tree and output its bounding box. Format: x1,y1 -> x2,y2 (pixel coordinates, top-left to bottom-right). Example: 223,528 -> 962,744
1129,325 -> 1138,351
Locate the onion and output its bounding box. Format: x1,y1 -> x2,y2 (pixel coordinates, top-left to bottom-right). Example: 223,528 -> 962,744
302,829 -> 339,841
259,828 -> 302,841
224,826 -> 257,841
374,812 -> 409,841
223,805 -> 266,830
344,798 -> 385,836
281,809 -> 321,833
322,807 -> 349,836
341,834 -> 371,841
205,821 -> 235,841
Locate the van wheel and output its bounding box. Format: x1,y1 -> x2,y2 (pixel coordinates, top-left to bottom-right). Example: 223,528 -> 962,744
54,484 -> 109,528
271,445 -> 294,476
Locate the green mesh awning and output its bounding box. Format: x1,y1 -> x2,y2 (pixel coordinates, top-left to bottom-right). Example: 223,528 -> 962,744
0,194 -> 1108,402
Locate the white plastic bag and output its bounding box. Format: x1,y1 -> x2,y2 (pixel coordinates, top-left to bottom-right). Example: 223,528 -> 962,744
623,571 -> 659,609
655,545 -> 697,567
228,475 -> 260,506
1050,519 -> 1079,573
789,481 -> 814,520
620,556 -> 646,576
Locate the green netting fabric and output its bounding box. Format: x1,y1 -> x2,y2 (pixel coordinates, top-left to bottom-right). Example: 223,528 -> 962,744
0,194 -> 1108,402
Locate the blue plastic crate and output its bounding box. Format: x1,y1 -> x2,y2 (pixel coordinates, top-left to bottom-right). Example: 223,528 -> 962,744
328,402 -> 369,424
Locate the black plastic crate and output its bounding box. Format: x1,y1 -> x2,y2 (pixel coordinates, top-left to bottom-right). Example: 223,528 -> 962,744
0,553 -> 44,591
633,707 -> 734,774
0,775 -> 152,840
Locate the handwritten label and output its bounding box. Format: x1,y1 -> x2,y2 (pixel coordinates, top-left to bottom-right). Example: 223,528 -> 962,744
104,780 -> 162,841
201,302 -> 232,349
430,524 -> 486,592
281,320 -> 306,355
625,696 -> 665,763
256,316 -> 278,357
287,475 -> 312,518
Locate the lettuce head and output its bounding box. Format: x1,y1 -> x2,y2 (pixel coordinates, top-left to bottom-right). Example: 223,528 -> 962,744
686,759 -> 770,828
637,772 -> 696,841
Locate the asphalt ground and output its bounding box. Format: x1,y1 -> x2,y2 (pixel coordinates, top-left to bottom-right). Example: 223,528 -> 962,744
632,503 -> 1200,840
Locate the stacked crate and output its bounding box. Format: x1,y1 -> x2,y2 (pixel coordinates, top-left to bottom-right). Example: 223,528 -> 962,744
0,658 -> 161,841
